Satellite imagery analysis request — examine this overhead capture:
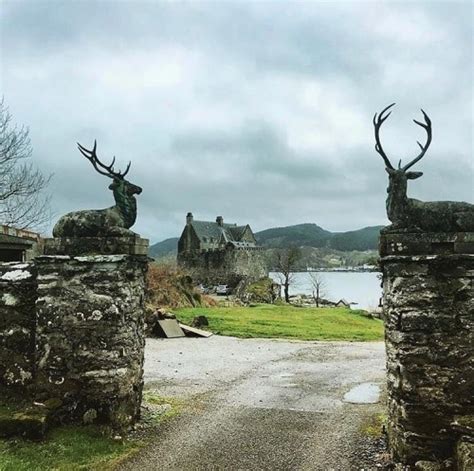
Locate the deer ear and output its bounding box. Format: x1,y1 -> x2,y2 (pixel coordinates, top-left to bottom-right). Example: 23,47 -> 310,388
385,167 -> 396,175
406,171 -> 423,179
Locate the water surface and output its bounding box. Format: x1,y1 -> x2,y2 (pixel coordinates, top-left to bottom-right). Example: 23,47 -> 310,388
269,271 -> 382,310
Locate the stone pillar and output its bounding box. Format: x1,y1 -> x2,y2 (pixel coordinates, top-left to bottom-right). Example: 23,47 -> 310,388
0,262 -> 37,389
34,236 -> 148,428
380,232 -> 474,465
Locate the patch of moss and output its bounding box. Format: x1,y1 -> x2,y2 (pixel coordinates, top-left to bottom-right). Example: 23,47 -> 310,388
142,391 -> 184,423
361,412 -> 387,438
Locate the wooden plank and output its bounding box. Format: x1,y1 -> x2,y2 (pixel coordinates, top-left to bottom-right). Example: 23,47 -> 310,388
157,319 -> 185,338
178,323 -> 213,338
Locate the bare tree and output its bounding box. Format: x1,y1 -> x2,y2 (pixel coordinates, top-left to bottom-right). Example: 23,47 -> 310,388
307,271 -> 327,307
273,247 -> 302,303
0,99 -> 51,231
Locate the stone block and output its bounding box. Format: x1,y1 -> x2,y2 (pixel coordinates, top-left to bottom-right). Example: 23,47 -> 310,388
42,236 -> 149,256
456,438 -> 474,471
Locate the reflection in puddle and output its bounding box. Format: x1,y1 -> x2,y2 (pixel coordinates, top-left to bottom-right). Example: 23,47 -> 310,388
343,383 -> 380,404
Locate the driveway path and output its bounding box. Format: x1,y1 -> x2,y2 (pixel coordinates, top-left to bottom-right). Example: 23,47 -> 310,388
120,336 -> 386,471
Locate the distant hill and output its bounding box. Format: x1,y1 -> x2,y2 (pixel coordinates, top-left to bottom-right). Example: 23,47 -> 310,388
255,223 -> 382,251
149,223 -> 383,259
255,223 -> 332,248
149,237 -> 179,259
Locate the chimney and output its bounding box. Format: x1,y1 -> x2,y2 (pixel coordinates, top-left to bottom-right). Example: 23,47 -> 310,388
216,216 -> 224,227
186,212 -> 193,225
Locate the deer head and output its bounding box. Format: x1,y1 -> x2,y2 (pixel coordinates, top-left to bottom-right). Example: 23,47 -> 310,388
373,103 -> 432,223
77,140 -> 142,197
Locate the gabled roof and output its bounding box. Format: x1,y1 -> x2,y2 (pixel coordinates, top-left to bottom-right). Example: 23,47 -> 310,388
228,225 -> 248,240
191,220 -> 238,241
189,219 -> 256,246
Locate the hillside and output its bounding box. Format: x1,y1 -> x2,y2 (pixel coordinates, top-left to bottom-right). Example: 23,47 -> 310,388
149,237 -> 179,259
149,223 -> 383,260
255,223 -> 332,248
255,223 -> 382,251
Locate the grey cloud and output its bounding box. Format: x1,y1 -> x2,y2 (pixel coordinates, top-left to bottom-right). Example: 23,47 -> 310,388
0,0 -> 472,242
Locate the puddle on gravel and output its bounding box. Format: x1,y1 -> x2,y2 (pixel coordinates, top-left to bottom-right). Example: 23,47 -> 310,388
343,383 -> 380,404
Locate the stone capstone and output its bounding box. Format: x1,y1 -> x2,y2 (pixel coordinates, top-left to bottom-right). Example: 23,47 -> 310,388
43,235 -> 149,256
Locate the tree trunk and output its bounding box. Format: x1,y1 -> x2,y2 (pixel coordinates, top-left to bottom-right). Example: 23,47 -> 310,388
284,280 -> 290,303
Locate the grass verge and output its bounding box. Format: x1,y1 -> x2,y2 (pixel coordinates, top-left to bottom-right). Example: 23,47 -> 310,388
0,393 -> 181,471
174,304 -> 384,341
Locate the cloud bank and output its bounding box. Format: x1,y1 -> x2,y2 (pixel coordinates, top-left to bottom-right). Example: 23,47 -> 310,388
1,0 -> 472,241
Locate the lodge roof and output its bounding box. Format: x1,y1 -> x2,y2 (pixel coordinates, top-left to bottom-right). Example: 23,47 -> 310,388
186,216 -> 257,247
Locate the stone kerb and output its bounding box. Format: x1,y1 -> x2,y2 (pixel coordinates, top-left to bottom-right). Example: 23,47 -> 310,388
34,236 -> 149,427
380,231 -> 474,466
0,262 -> 37,389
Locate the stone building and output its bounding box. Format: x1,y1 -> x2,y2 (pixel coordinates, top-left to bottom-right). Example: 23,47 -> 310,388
177,213 -> 267,286
0,225 -> 42,262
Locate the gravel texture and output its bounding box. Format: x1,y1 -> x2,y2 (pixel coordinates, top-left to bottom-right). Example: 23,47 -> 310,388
120,336 -> 387,470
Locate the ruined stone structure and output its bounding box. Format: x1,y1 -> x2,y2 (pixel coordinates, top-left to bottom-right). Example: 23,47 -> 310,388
380,232 -> 473,468
177,213 -> 267,286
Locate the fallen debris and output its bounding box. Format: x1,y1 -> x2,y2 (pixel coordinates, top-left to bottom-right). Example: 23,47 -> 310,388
156,319 -> 185,338
179,323 -> 213,338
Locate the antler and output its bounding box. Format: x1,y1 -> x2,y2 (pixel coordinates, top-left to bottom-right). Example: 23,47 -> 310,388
77,140 -> 131,179
373,103 -> 396,170
401,109 -> 432,171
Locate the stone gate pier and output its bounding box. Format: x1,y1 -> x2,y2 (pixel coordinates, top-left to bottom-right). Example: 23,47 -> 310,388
380,231 -> 473,468
33,236 -> 149,427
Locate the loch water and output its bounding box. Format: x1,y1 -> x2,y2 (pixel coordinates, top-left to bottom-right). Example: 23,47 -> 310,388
269,271 -> 382,310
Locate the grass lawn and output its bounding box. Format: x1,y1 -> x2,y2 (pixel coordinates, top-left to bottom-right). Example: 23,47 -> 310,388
174,304 -> 384,341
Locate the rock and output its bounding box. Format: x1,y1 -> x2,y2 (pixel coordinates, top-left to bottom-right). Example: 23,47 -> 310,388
0,403 -> 49,439
191,315 -> 209,328
82,408 -> 98,424
44,397 -> 63,410
457,438 -> 474,471
414,460 -> 442,471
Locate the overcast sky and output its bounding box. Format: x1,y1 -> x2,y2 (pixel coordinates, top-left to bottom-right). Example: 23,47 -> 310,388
1,0 -> 472,242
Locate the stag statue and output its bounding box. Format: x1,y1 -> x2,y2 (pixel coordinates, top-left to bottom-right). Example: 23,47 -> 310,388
373,103 -> 474,233
53,141 -> 142,237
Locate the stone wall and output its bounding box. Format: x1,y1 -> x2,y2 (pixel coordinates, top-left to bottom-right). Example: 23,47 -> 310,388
380,232 -> 474,466
34,252 -> 148,427
0,236 -> 149,430
0,262 -> 37,389
178,246 -> 267,287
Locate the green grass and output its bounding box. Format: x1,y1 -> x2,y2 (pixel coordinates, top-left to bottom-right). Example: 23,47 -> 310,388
0,393 -> 181,471
174,304 -> 384,341
0,426 -> 139,471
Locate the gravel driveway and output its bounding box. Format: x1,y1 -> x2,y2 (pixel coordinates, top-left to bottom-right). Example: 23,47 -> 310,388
120,336 -> 386,471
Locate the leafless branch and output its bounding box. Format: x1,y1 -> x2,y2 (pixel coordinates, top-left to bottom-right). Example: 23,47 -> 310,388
0,98 -> 52,231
